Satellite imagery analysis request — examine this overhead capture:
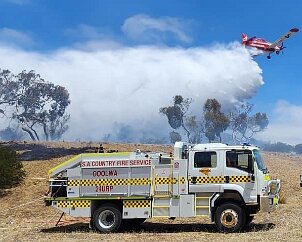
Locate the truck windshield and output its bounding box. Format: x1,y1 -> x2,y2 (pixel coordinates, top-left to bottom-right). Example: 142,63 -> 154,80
253,149 -> 267,173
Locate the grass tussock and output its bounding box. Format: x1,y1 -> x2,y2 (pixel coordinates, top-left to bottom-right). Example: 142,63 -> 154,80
278,188 -> 287,204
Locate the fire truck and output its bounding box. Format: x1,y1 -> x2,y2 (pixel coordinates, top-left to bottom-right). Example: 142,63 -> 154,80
45,142 -> 280,233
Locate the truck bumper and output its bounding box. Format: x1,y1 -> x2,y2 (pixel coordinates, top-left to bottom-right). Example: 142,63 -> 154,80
260,194 -> 279,213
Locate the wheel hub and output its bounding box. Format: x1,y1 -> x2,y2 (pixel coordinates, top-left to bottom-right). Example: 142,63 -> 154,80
220,209 -> 238,228
98,210 -> 115,229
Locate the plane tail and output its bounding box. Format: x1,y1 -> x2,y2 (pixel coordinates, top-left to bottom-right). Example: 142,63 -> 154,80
242,33 -> 248,44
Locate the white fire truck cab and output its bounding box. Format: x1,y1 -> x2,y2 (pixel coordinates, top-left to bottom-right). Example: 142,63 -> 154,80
45,142 -> 280,233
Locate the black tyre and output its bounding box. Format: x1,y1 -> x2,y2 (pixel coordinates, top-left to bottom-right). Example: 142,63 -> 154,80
121,218 -> 146,229
92,204 -> 122,233
214,203 -> 246,233
245,215 -> 254,225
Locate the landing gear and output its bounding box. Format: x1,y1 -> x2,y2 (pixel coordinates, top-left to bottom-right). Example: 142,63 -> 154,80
267,55 -> 271,59
276,51 -> 280,55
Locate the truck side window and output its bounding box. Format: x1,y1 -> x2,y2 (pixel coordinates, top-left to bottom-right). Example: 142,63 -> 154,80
226,150 -> 252,172
194,152 -> 217,168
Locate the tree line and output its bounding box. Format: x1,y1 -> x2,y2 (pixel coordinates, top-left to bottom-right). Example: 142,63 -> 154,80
160,95 -> 269,144
263,142 -> 302,154
0,69 -> 70,141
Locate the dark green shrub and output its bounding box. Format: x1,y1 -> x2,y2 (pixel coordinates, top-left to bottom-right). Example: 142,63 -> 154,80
0,145 -> 25,188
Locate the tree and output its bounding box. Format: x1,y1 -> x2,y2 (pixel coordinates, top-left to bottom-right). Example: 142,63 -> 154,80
229,103 -> 269,144
263,142 -> 293,153
47,114 -> 70,140
294,144 -> 302,154
0,145 -> 25,189
203,99 -> 229,142
159,95 -> 193,142
0,125 -> 24,141
169,131 -> 182,143
160,105 -> 183,129
184,115 -> 202,143
0,69 -> 71,141
160,96 -> 268,144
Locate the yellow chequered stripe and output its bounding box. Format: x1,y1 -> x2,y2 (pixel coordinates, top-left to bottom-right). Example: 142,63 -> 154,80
67,176 -> 252,187
189,176 -> 225,184
81,179 -> 128,186
229,176 -> 251,183
68,180 -> 81,186
68,178 -> 151,187
130,178 -> 150,185
155,177 -> 177,185
57,200 -> 90,208
179,177 -> 186,184
123,200 -> 151,208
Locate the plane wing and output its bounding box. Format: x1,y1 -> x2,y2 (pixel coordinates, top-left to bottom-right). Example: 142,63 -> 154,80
269,28 -> 299,49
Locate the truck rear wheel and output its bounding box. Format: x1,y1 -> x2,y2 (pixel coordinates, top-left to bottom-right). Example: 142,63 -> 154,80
93,204 -> 122,233
214,202 -> 246,233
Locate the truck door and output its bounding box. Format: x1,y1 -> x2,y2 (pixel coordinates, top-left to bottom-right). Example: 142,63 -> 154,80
224,150 -> 257,203
188,150 -> 224,193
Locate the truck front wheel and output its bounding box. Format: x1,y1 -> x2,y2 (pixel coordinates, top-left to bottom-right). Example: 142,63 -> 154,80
93,204 -> 122,233
214,203 -> 246,233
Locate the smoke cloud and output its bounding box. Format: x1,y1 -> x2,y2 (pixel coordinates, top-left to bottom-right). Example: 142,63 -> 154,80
122,14 -> 193,44
256,101 -> 302,145
0,42 -> 263,142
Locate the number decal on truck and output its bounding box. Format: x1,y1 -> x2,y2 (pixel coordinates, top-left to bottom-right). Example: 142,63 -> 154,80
96,186 -> 114,192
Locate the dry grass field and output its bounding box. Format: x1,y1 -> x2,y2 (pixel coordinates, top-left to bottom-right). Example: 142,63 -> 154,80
0,141 -> 301,242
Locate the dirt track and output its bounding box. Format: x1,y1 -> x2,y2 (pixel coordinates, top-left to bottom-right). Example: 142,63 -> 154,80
0,142 -> 301,241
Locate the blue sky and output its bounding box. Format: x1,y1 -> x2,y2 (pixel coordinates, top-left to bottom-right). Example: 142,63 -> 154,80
0,0 -> 301,144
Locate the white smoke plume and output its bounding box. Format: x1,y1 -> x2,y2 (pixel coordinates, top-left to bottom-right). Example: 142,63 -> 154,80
247,47 -> 266,58
0,42 -> 263,142
256,100 -> 302,145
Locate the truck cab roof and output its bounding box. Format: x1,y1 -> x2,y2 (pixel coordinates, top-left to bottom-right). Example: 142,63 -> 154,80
191,143 -> 258,151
